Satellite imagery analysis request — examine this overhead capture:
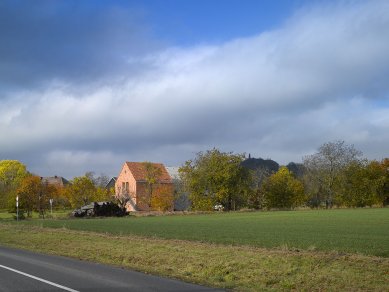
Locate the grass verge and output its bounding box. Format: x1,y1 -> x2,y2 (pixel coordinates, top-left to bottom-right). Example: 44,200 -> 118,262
0,223 -> 388,291
0,209 -> 72,220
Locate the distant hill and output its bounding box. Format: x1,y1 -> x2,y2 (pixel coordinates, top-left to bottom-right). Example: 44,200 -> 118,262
242,157 -> 305,181
241,157 -> 279,173
286,162 -> 305,178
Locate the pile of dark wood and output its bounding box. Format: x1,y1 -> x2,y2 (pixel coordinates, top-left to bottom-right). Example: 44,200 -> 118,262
72,202 -> 127,217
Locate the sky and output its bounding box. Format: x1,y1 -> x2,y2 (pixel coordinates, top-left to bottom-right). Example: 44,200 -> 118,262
0,0 -> 388,179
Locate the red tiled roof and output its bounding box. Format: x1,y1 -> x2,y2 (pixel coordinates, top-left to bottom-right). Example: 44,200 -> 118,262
125,162 -> 172,183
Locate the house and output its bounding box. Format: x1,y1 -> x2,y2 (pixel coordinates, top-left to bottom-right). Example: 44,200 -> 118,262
115,162 -> 174,212
105,177 -> 117,190
40,176 -> 70,188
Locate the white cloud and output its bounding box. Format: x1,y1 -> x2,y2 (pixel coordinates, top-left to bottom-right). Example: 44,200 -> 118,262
1,0 -> 388,178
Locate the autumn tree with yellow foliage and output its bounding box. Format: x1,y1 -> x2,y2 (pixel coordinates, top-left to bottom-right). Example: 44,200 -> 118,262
0,160 -> 28,209
262,167 -> 305,209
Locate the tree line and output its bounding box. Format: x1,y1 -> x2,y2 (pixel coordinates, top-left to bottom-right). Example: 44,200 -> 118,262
0,163 -> 113,218
178,141 -> 388,211
1,140 -> 388,215
0,161 -> 175,217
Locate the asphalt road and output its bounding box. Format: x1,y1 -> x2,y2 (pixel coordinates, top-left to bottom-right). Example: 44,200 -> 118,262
0,246 -> 222,291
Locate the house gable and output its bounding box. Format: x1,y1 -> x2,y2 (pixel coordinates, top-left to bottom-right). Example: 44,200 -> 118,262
115,162 -> 174,212
105,177 -> 117,189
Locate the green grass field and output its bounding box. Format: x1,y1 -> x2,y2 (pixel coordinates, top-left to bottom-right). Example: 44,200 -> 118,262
6,208 -> 389,257
1,208 -> 388,290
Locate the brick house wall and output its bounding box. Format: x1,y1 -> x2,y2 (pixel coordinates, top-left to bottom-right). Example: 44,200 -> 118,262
115,163 -> 138,211
115,162 -> 174,212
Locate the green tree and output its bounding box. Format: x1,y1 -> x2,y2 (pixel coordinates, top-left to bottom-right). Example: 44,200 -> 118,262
303,140 -> 362,208
0,160 -> 28,209
262,167 -> 305,209
179,148 -> 253,211
16,175 -> 55,218
65,175 -> 96,208
376,158 -> 389,206
337,160 -> 385,207
85,171 -> 113,203
16,175 -> 39,217
94,187 -> 113,202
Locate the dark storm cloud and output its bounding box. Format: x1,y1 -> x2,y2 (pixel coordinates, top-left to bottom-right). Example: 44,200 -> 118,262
0,0 -> 157,92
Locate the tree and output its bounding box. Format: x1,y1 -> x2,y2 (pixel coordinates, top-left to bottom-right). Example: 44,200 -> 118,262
247,187 -> 266,210
247,166 -> 275,210
142,161 -> 163,208
303,140 -> 362,208
50,185 -> 71,210
16,175 -> 40,217
44,183 -> 63,214
85,171 -> 110,188
94,187 -> 113,202
16,175 -> 56,218
0,160 -> 28,209
262,167 -> 305,209
241,157 -> 282,210
151,184 -> 174,211
65,175 -> 97,208
377,158 -> 389,206
85,172 -> 113,204
179,148 -> 254,211
286,162 -> 305,179
337,160 -> 385,207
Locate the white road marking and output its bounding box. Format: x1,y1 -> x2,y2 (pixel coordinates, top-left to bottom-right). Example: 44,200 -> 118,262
0,264 -> 79,292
